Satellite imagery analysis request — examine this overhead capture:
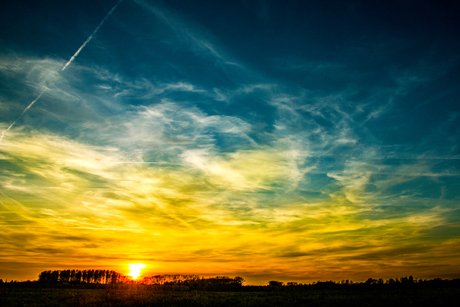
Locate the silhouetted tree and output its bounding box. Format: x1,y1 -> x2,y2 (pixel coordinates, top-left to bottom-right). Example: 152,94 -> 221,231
38,271 -> 49,282
75,270 -> 82,283
233,276 -> 245,285
61,270 -> 71,282
51,270 -> 59,282
365,278 -> 377,285
88,270 -> 94,283
269,280 -> 284,286
105,270 -> 110,284
110,271 -> 118,284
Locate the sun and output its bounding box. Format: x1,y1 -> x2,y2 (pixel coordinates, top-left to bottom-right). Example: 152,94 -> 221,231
128,263 -> 146,280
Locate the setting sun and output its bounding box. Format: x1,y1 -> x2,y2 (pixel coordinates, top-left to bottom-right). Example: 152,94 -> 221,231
128,263 -> 146,280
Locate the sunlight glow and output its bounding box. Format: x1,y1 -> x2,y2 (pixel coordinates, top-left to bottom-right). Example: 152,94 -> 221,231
128,263 -> 146,280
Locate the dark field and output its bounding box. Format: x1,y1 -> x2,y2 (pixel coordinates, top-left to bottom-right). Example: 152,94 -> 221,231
1,286 -> 460,307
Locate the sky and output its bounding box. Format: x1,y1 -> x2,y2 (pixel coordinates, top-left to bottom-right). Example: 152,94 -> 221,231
0,0 -> 459,285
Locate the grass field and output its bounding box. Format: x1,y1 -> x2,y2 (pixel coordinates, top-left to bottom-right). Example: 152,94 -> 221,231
1,286 -> 460,307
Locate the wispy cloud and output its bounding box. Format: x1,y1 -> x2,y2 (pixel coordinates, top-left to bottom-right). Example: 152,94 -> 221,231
0,0 -> 124,143
133,0 -> 240,67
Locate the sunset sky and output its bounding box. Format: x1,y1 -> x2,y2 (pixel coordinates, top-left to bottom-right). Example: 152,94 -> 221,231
1,0 -> 459,285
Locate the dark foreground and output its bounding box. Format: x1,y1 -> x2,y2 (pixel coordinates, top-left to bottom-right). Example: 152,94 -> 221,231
1,286 -> 460,307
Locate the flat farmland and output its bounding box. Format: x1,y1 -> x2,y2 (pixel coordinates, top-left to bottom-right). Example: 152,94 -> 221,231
1,286 -> 460,307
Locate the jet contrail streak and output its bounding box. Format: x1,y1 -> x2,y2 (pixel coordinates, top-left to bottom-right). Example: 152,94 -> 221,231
0,91 -> 45,143
1,0 -> 123,143
19,91 -> 45,116
62,0 -> 124,71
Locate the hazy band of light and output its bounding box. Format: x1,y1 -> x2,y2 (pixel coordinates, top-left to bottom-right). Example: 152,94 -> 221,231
106,162 -> 182,164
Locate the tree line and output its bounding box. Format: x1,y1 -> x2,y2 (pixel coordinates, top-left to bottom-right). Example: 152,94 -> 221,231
38,269 -> 129,284
265,276 -> 460,290
35,270 -> 244,287
140,274 -> 244,286
2,272 -> 459,290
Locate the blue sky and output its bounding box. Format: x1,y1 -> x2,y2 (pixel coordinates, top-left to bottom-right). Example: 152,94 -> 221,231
0,0 -> 459,284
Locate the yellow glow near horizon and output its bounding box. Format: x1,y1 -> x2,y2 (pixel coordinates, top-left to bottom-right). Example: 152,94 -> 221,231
128,263 -> 146,280
1,131 -> 459,284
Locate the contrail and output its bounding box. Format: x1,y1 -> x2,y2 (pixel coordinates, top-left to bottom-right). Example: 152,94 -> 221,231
19,91 -> 45,115
1,0 -> 123,143
0,91 -> 45,143
62,0 -> 124,71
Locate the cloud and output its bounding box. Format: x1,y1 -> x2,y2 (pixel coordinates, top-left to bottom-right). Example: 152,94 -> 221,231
1,119 -> 459,281
181,147 -> 297,191
133,0 -> 239,66
112,79 -> 207,99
